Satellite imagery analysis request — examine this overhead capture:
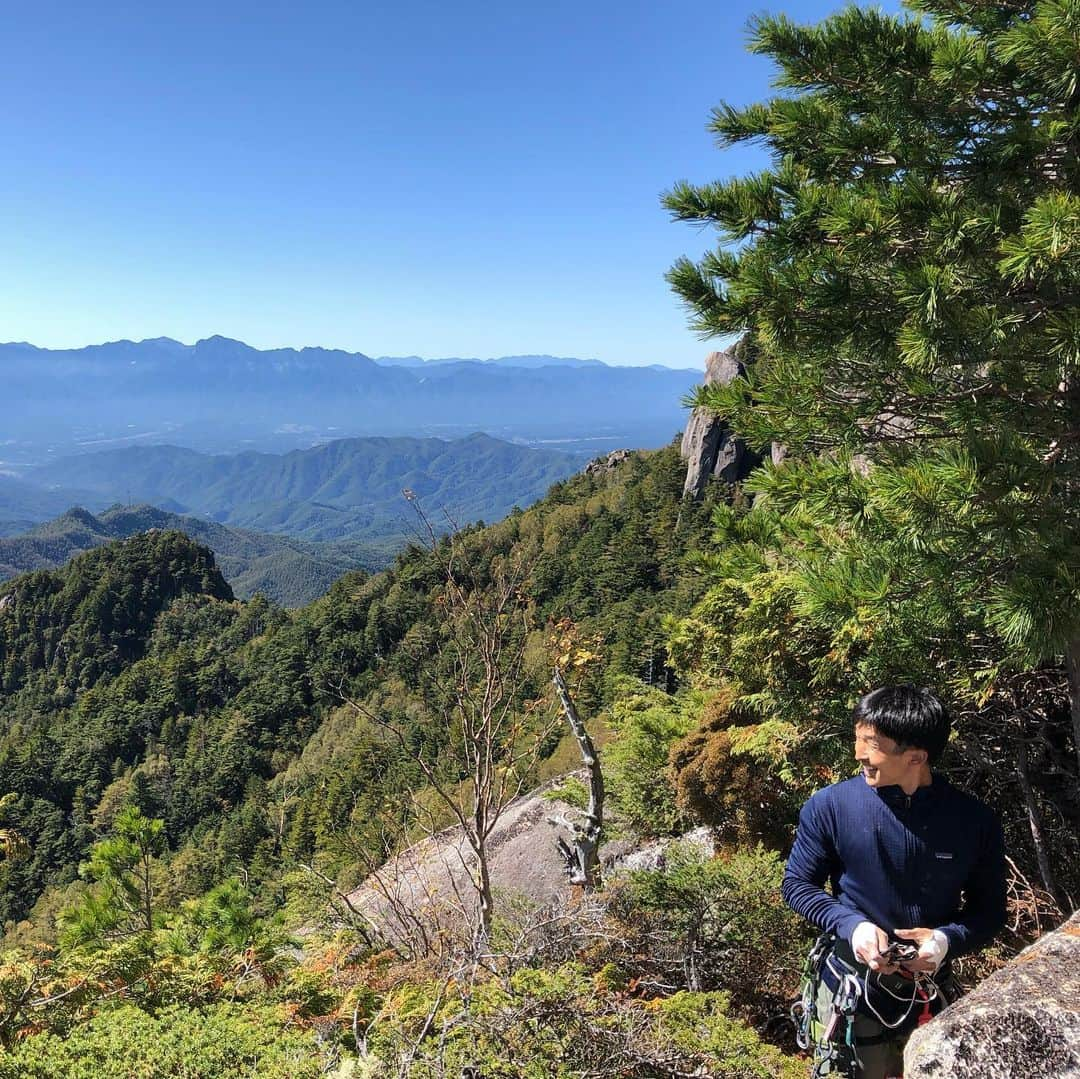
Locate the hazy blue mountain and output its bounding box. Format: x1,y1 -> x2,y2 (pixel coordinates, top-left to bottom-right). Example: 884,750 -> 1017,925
0,504 -> 384,606
374,354 -> 607,369
0,336 -> 696,460
27,433 -> 587,543
0,475 -> 110,536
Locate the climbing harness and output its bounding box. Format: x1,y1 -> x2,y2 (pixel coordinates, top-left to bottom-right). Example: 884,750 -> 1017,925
791,934 -> 950,1078
792,934 -> 831,1051
792,934 -> 861,1077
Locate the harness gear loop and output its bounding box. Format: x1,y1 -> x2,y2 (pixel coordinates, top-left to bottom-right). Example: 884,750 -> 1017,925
792,932 -> 832,1050
796,933 -> 950,1079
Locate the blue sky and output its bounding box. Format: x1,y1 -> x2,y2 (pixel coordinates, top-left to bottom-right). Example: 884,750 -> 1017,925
2,1 -> 902,368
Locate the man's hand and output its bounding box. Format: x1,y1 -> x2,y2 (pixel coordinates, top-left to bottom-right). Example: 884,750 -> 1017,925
851,921 -> 899,973
894,927 -> 949,973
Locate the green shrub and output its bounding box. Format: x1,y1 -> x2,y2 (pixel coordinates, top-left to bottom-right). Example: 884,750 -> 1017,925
656,991 -> 804,1079
0,1002 -> 327,1079
363,963 -> 800,1078
608,842 -> 810,1009
605,682 -> 695,835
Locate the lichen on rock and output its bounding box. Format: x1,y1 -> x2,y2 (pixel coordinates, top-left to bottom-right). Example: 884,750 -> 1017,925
905,910 -> 1080,1078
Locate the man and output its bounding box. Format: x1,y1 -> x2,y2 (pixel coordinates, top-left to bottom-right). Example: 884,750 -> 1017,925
782,685 -> 1007,1078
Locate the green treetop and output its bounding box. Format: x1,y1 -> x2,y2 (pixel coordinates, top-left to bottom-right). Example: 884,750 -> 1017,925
59,806 -> 166,950
665,0 -> 1080,766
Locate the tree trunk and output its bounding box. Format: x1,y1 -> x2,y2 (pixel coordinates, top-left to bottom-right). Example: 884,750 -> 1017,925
475,851 -> 493,950
553,667 -> 604,889
684,917 -> 702,992
142,852 -> 153,933
1065,636 -> 1080,779
1015,740 -> 1063,909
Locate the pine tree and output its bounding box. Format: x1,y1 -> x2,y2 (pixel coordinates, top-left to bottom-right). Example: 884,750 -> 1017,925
59,806 -> 165,949
665,1 -> 1080,767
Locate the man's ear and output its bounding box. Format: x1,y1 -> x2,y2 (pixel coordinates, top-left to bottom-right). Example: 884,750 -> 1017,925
907,747 -> 928,767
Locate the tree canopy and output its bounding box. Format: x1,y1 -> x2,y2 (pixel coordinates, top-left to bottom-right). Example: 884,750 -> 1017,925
665,0 -> 1080,760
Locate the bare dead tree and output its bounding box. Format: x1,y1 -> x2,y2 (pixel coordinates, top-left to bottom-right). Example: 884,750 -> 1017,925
269,779 -> 300,858
339,502 -> 560,955
1014,740 -> 1064,910
1065,639 -> 1080,780
551,666 -> 604,889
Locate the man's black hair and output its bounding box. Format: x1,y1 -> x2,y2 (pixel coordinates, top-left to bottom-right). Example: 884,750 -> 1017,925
852,685 -> 951,763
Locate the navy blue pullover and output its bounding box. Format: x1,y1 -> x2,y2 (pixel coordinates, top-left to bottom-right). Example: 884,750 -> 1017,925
782,774 -> 1006,957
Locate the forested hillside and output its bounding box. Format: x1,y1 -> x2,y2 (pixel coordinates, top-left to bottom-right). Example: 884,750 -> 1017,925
26,433 -> 586,542
0,505 -> 384,607
0,445 -> 716,930
1,439 -> 1073,1076
1,444 -> 808,1077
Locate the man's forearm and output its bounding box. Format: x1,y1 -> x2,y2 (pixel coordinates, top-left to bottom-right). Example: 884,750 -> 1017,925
934,911 -> 1001,958
781,871 -> 867,944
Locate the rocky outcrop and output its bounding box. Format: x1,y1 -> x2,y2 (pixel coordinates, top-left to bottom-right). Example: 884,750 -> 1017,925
341,775 -> 713,951
343,777 -> 598,950
680,348 -> 760,499
585,449 -> 634,476
905,910 -> 1080,1078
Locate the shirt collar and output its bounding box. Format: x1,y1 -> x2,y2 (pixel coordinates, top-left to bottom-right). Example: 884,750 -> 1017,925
875,772 -> 946,807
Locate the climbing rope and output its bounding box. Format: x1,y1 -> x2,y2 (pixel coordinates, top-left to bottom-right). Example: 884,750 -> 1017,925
859,963 -> 941,1029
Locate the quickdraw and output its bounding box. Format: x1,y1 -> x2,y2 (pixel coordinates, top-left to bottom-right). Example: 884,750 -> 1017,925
792,934 -> 862,1077
792,933 -> 831,1052
791,934 -> 948,1079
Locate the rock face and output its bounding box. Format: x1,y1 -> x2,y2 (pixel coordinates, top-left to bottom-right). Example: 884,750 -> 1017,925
905,910 -> 1080,1078
344,777 -> 597,949
585,448 -> 634,476
342,775 -> 714,951
680,348 -> 760,499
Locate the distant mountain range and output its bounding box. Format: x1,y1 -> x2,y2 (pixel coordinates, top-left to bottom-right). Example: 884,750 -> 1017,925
373,354 -> 606,369
0,505 -> 382,607
0,336 -> 697,462
23,433 -> 586,543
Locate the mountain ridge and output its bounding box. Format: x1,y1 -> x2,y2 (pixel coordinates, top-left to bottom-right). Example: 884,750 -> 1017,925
2,336 -> 697,462
24,433 -> 588,543
1,336 -> 696,372
0,504 -> 384,607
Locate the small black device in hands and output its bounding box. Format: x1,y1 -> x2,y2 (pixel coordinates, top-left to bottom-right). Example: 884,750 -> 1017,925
881,941 -> 920,964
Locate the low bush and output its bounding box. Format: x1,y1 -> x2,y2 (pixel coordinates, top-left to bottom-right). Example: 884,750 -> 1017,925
362,963 -> 801,1078
606,842 -> 810,1016
0,1002 -> 327,1079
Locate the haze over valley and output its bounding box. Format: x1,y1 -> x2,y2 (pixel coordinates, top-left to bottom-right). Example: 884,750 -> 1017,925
1,335 -> 697,466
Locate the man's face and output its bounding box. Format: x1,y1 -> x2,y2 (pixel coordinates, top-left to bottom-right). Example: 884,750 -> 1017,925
854,723 -> 921,788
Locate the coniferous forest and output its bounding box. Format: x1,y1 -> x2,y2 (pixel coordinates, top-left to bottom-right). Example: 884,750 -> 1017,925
2,1 -> 1079,1075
